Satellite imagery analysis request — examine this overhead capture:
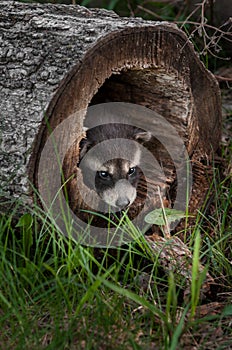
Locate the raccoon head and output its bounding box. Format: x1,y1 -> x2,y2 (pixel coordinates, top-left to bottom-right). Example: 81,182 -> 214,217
78,124 -> 151,210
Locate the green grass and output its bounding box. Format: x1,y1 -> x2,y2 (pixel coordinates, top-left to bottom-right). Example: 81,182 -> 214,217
2,1 -> 232,348
0,166 -> 232,349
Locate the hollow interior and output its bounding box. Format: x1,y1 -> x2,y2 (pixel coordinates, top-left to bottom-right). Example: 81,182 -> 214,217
90,68 -> 192,147
62,66 -> 194,226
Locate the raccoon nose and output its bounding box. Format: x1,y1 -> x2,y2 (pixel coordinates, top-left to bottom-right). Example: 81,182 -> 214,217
116,197 -> 130,208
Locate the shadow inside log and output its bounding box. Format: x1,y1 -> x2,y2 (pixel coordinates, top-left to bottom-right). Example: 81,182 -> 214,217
62,64 -> 192,232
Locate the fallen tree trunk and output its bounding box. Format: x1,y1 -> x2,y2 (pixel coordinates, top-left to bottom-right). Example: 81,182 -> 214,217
0,1 -> 221,245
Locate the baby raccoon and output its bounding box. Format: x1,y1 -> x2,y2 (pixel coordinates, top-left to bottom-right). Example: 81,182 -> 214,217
78,123 -> 151,211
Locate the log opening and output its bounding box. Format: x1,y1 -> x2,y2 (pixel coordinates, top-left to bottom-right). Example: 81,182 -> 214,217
34,26 -> 220,222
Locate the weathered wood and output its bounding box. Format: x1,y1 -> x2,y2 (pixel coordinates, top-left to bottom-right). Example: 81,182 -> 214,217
0,1 -> 221,233
145,234 -> 214,299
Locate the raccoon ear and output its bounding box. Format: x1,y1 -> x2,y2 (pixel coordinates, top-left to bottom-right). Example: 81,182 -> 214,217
134,131 -> 152,143
79,138 -> 92,160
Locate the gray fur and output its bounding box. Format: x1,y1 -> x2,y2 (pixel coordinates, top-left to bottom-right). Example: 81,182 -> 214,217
79,123 -> 150,209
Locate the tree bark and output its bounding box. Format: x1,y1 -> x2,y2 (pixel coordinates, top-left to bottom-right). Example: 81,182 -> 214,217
0,1 -> 221,229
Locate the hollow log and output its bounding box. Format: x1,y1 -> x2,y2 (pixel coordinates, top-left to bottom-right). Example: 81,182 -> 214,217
0,1 -> 221,242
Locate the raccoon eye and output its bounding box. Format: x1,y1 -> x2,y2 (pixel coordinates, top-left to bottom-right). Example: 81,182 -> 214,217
98,171 -> 111,180
128,167 -> 136,176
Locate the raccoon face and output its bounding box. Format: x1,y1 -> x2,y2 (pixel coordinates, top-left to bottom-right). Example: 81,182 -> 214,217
78,123 -> 150,210
95,158 -> 140,209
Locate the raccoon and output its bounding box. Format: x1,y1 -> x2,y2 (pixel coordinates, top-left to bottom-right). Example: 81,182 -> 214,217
78,123 -> 151,211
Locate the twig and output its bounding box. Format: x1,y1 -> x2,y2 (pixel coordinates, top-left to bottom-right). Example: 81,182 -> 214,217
176,21 -> 232,42
215,75 -> 232,82
137,5 -> 164,21
135,0 -> 232,59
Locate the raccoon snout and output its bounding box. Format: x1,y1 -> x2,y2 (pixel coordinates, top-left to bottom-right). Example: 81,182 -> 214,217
116,197 -> 130,209
101,179 -> 137,209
